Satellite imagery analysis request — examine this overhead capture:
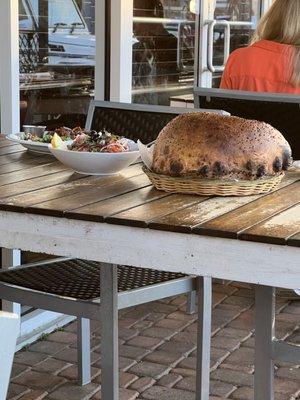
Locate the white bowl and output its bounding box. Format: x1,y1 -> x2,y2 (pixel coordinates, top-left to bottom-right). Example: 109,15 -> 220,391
49,141 -> 140,175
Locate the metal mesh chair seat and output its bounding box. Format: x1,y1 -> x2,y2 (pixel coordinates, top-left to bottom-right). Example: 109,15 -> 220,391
0,259 -> 186,301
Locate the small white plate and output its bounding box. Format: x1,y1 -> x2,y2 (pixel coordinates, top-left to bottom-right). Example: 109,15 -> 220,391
49,140 -> 140,175
6,133 -> 53,154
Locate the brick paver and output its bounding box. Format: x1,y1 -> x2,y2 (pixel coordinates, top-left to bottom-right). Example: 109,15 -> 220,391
8,282 -> 300,400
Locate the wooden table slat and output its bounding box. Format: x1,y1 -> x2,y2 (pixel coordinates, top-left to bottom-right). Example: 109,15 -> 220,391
0,151 -> 44,167
0,155 -> 54,176
0,161 -> 68,187
66,186 -> 170,221
147,171 -> 300,234
24,173 -> 151,217
0,140 -> 20,148
0,170 -> 82,200
0,164 -> 143,212
150,195 -> 259,233
240,203 -> 300,244
196,181 -> 300,238
0,144 -> 26,156
106,194 -> 208,228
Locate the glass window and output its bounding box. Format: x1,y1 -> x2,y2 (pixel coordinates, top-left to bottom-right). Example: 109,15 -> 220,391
131,0 -> 264,104
132,0 -> 196,105
211,0 -> 261,87
19,0 -> 95,130
19,0 -> 34,30
29,0 -> 84,28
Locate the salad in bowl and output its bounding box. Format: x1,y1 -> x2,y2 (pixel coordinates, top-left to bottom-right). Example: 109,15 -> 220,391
49,129 -> 139,175
21,126 -> 80,143
68,130 -> 131,153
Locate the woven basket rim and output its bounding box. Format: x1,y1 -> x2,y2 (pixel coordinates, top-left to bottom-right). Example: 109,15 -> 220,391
142,166 -> 284,187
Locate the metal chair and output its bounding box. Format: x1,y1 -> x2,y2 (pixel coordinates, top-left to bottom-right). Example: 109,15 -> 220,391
194,88 -> 300,159
0,258 -> 196,385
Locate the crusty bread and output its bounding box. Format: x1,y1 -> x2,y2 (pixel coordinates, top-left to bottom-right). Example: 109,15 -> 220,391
152,112 -> 292,180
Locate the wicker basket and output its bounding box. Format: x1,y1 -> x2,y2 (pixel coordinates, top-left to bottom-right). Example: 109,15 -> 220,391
143,166 -> 284,197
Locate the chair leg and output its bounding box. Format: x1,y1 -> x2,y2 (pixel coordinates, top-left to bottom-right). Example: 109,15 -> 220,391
77,317 -> 91,386
186,290 -> 197,314
100,263 -> 119,400
254,285 -> 275,400
196,276 -> 212,400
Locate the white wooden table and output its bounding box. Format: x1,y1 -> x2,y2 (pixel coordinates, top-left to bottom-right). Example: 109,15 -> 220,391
0,144 -> 299,399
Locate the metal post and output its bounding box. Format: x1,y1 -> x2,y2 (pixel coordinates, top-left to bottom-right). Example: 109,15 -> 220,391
196,276 -> 212,400
100,263 -> 119,400
254,285 -> 275,400
186,290 -> 197,314
77,318 -> 91,386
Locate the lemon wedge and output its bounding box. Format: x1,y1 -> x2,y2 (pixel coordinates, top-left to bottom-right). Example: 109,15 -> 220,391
51,133 -> 67,149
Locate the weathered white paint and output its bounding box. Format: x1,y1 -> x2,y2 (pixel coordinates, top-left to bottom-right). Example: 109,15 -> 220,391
0,0 -> 20,133
0,211 -> 299,289
0,311 -> 19,400
110,0 -> 133,102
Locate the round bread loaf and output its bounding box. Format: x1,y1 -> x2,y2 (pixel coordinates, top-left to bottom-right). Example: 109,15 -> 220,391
152,112 -> 292,180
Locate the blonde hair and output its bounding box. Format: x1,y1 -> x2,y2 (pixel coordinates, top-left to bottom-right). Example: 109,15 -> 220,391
251,0 -> 300,87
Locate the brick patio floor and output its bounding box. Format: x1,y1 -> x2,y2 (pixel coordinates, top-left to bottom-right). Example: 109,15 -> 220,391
8,281 -> 300,400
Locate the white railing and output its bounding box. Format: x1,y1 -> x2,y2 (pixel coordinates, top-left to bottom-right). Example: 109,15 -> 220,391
133,17 -> 194,24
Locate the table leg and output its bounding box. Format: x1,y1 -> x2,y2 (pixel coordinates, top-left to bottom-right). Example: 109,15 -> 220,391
186,290 -> 197,314
100,263 -> 118,400
1,248 -> 21,316
196,276 -> 212,400
254,285 -> 275,400
78,318 -> 91,386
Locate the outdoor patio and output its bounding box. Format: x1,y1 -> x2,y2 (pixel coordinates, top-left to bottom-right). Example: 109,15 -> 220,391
8,284 -> 300,400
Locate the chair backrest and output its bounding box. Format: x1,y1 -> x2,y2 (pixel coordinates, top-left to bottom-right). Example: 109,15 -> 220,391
0,311 -> 19,400
85,101 -> 228,143
194,88 -> 300,159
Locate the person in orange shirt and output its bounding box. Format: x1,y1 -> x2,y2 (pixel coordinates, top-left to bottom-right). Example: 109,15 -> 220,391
220,0 -> 300,94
